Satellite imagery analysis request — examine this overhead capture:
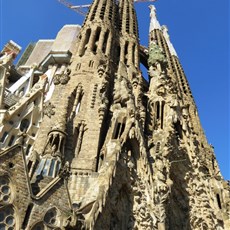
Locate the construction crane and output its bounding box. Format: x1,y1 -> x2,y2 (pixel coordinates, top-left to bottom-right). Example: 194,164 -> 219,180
57,0 -> 157,16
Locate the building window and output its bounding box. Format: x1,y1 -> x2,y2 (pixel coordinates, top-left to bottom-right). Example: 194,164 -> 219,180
102,31 -> 109,53
174,121 -> 183,140
0,176 -> 12,204
113,122 -> 125,139
0,206 -> 16,229
31,222 -> 45,230
36,159 -> 61,178
89,60 -> 94,68
75,63 -> 81,71
8,135 -> 15,147
26,144 -> 32,156
124,42 -> 128,65
156,101 -> 160,120
0,132 -> 8,143
216,194 -> 222,209
22,203 -> 34,229
20,119 -> 30,132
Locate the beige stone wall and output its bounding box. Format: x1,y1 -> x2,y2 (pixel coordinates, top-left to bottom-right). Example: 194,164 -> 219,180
0,0 -> 229,229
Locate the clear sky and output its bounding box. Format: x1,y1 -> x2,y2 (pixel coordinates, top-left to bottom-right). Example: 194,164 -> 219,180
0,0 -> 229,179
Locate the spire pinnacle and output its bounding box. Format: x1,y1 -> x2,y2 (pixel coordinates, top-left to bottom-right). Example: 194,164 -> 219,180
149,5 -> 161,32
161,25 -> 178,57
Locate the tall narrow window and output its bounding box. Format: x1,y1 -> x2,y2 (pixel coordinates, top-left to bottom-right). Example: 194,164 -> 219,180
114,123 -> 121,139
8,135 -> 15,147
55,161 -> 61,176
113,122 -> 125,139
156,101 -> 160,120
48,159 -> 56,177
22,204 -> 34,229
216,194 -> 222,209
93,27 -> 101,53
26,144 -> 32,156
36,159 -> 46,175
0,132 -> 8,143
117,45 -> 121,63
102,31 -> 109,53
27,160 -> 33,173
42,159 -> 51,176
75,95 -> 82,115
124,42 -> 128,65
174,121 -> 183,140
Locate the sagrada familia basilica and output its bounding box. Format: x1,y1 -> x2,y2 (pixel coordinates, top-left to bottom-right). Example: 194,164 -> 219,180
0,0 -> 229,229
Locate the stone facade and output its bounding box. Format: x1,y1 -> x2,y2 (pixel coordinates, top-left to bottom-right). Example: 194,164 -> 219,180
0,1 -> 229,230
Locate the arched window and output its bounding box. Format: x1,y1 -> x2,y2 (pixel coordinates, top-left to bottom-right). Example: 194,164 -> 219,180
20,118 -> 30,132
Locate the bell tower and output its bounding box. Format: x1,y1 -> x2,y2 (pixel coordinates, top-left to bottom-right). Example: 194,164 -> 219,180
0,1 -> 229,230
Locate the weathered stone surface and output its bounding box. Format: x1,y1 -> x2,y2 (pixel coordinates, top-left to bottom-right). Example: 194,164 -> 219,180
0,1 -> 229,230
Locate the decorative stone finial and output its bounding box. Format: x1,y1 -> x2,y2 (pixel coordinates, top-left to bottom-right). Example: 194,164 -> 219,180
161,25 -> 178,57
149,5 -> 161,32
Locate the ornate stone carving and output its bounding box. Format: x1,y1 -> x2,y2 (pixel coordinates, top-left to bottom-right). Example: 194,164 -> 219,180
53,68 -> 71,85
90,84 -> 98,108
113,75 -> 132,107
43,102 -> 55,118
148,43 -> 167,68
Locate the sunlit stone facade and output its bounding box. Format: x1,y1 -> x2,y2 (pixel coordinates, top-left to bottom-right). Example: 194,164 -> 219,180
0,1 -> 229,229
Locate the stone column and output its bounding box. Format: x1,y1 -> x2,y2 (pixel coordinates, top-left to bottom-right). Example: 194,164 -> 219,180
98,31 -> 106,51
88,29 -> 97,51
0,66 -> 7,109
105,32 -> 112,56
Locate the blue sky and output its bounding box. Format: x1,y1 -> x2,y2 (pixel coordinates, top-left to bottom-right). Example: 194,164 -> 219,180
0,0 -> 229,179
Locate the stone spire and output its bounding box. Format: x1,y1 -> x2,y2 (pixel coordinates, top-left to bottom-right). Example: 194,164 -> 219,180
162,25 -> 178,57
149,5 -> 161,32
